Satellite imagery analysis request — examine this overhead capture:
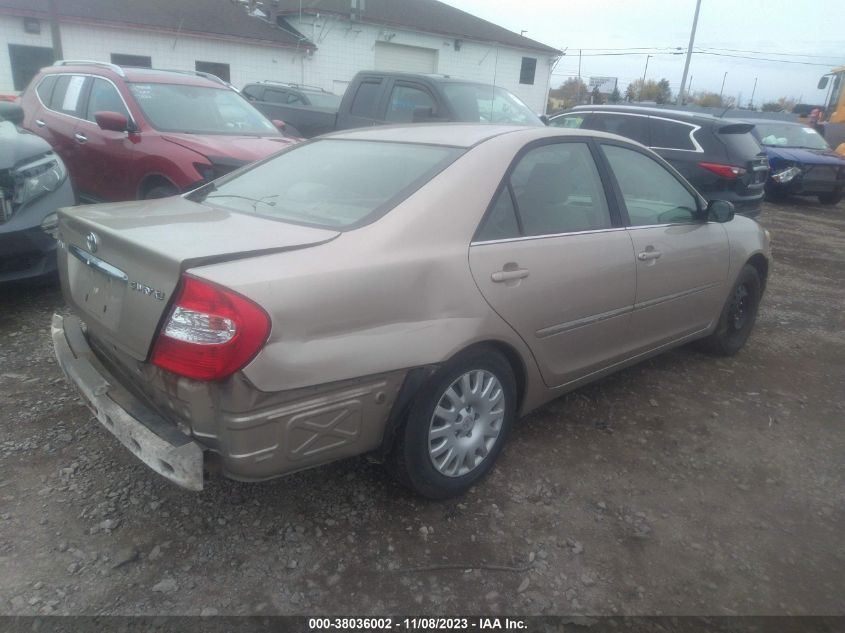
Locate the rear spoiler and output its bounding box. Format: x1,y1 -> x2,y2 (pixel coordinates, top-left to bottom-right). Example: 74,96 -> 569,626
718,122 -> 755,134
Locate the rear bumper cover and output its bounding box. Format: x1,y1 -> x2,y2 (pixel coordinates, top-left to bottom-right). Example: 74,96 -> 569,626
51,313 -> 205,490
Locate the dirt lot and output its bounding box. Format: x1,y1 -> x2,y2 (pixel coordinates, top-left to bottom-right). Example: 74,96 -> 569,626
1,199 -> 843,617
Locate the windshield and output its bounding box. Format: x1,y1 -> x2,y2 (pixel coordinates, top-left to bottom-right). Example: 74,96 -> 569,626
127,83 -> 279,136
755,123 -> 829,150
306,92 -> 342,109
442,83 -> 542,126
195,139 -> 463,229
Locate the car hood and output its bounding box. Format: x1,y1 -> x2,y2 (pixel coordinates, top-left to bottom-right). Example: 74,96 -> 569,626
161,132 -> 298,165
764,146 -> 845,166
0,121 -> 53,170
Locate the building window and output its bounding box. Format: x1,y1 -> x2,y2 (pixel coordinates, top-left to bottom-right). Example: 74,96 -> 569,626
519,57 -> 537,85
8,44 -> 55,90
110,53 -> 152,68
195,61 -> 230,83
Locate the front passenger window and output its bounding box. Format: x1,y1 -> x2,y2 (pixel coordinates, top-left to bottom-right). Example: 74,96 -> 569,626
602,144 -> 699,226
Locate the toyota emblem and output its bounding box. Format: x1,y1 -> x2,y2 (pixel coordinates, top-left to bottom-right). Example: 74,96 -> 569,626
85,232 -> 99,253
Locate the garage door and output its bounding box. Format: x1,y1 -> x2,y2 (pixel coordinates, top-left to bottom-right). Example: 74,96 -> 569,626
374,42 -> 437,74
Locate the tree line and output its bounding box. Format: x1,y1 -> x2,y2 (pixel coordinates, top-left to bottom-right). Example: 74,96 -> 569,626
548,77 -> 798,113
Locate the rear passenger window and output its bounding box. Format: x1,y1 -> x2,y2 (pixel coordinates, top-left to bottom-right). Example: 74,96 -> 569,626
35,75 -> 57,104
49,75 -> 87,116
476,188 -> 520,241
549,114 -> 585,129
241,85 -> 263,101
263,88 -> 288,104
650,119 -> 696,150
349,80 -> 381,117
585,113 -> 649,145
386,84 -> 436,123
511,142 -> 611,236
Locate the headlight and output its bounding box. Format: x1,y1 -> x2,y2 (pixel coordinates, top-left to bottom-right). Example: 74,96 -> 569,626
12,154 -> 68,208
771,165 -> 801,184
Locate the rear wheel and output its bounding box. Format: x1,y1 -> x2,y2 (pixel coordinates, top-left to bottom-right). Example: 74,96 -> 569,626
143,183 -> 179,199
696,264 -> 762,356
818,191 -> 842,206
390,347 -> 517,499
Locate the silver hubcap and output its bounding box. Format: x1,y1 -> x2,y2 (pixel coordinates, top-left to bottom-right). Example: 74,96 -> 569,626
428,370 -> 505,478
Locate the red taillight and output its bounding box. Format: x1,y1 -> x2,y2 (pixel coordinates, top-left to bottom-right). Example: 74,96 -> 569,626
698,162 -> 747,179
150,276 -> 270,381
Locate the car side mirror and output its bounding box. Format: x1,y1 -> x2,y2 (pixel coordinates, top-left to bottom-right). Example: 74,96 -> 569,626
706,199 -> 735,223
539,114 -> 549,125
0,102 -> 24,125
272,119 -> 286,131
818,76 -> 829,90
95,111 -> 130,132
412,106 -> 439,123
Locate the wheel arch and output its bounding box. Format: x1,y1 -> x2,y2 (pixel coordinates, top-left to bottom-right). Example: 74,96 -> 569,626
137,173 -> 180,199
746,252 -> 769,293
375,339 -> 528,459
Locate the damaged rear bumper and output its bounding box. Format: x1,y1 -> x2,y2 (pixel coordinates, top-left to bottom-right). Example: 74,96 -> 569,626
51,313 -> 205,490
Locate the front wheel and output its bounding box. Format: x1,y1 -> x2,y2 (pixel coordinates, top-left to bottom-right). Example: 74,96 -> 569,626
696,265 -> 762,356
818,191 -> 842,206
390,347 -> 517,499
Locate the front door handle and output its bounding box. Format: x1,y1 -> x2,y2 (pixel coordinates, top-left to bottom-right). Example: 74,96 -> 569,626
74,133 -> 88,143
491,268 -> 530,282
637,250 -> 662,261
35,119 -> 46,127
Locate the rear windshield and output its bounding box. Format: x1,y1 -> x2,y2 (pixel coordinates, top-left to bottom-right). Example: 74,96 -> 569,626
442,83 -> 542,126
194,139 -> 463,229
306,92 -> 342,109
127,82 -> 279,136
718,128 -> 764,158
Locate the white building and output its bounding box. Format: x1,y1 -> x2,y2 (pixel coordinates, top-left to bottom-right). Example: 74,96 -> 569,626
0,0 -> 560,113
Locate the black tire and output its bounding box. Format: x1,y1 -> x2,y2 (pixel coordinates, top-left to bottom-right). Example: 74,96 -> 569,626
818,191 -> 842,206
764,187 -> 787,203
696,264 -> 762,356
143,184 -> 179,199
389,347 -> 517,499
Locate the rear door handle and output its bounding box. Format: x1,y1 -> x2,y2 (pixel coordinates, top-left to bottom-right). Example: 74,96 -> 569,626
491,268 -> 530,282
74,133 -> 88,143
637,250 -> 662,261
35,119 -> 46,127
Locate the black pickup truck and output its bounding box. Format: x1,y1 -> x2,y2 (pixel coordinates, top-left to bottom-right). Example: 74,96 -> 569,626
242,71 -> 543,138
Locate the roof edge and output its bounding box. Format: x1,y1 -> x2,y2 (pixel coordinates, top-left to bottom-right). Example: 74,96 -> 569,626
0,7 -> 316,50
278,8 -> 561,55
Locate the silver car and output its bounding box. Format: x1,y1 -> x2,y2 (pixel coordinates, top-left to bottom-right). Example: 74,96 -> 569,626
51,124 -> 770,498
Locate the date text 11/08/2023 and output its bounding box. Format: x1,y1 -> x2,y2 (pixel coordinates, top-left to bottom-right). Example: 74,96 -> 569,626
308,618 -> 528,630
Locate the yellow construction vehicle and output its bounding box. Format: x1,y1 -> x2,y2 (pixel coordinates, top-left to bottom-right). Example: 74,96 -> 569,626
817,67 -> 845,155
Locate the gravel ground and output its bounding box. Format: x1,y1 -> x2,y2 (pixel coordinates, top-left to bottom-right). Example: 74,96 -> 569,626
1,199 -> 843,617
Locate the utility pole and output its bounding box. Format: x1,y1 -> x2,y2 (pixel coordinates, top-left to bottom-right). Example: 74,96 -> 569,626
719,71 -> 728,102
576,49 -> 582,105
749,77 -> 758,109
687,75 -> 693,99
47,0 -> 63,60
639,54 -> 651,101
677,0 -> 702,105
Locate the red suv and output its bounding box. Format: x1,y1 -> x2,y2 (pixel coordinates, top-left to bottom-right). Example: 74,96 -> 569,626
20,61 -> 297,201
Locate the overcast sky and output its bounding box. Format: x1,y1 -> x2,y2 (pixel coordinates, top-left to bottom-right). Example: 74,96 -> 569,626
440,0 -> 844,106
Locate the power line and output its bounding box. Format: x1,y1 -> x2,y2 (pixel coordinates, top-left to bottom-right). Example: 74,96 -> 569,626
697,46 -> 844,60
692,50 -> 842,66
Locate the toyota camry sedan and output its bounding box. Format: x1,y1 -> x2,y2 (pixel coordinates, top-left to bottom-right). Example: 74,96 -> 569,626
51,124 -> 770,499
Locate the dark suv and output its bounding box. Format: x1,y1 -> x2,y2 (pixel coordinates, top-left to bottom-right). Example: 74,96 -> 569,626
548,105 -> 769,217
20,61 -> 297,203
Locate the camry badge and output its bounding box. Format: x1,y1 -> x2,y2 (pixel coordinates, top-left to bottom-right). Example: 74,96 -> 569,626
85,232 -> 99,253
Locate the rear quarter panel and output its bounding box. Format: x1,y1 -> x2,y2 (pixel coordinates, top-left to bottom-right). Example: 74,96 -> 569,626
190,132 -> 546,409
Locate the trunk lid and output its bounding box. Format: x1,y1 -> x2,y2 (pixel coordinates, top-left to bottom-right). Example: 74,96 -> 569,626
57,196 -> 339,361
